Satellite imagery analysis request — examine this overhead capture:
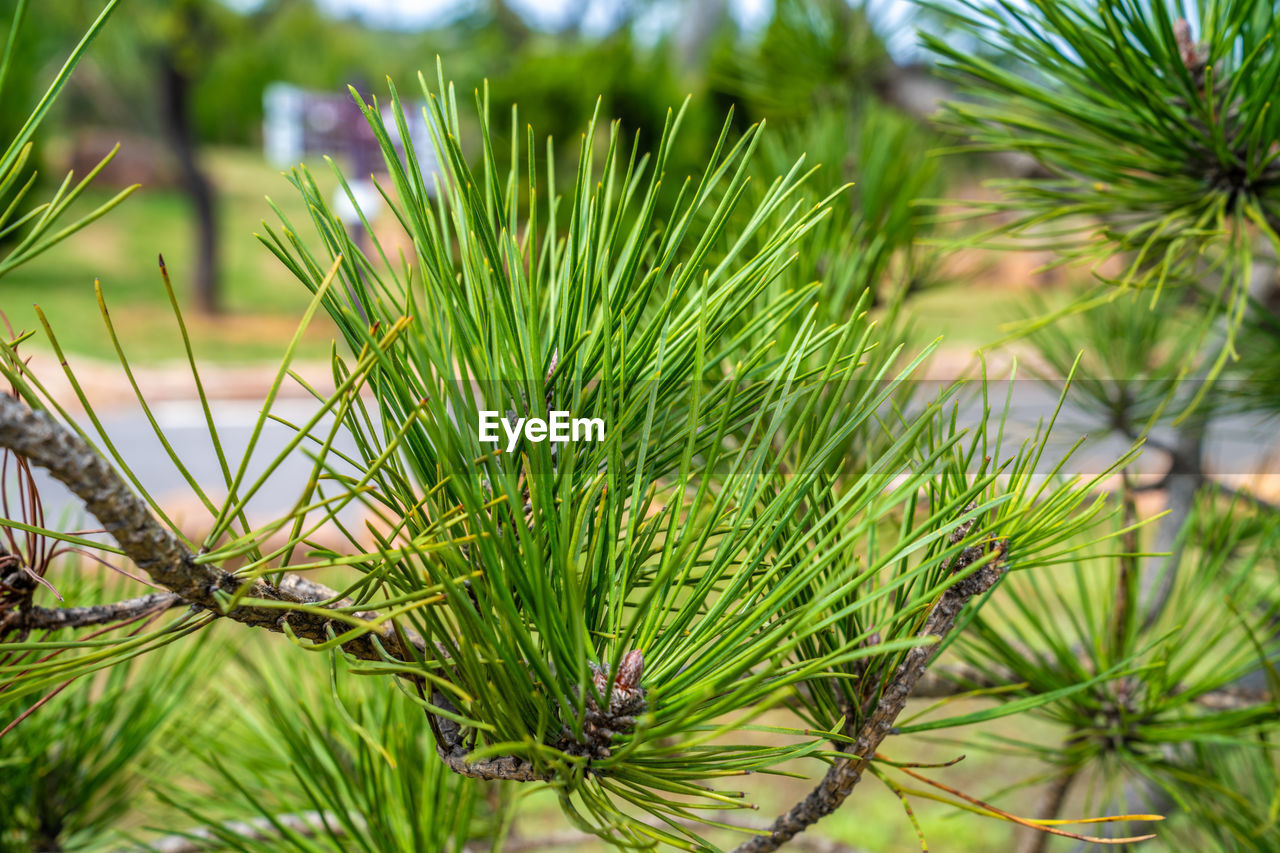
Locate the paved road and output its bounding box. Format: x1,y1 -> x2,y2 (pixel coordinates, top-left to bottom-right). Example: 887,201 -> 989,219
9,382 -> 1277,546
15,398 -> 368,545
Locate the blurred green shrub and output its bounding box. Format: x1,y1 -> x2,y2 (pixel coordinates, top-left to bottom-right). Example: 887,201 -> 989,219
153,654 -> 487,853
0,569 -> 212,853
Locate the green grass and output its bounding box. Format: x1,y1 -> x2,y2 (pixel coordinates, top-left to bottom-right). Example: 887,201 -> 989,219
1,144 -> 1070,367
2,146 -> 341,364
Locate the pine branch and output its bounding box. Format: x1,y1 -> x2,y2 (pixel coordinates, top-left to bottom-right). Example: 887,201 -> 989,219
0,404 -> 297,600
0,395 -> 384,641
1,591 -> 183,633
733,522 -> 1008,853
0,393 -> 540,781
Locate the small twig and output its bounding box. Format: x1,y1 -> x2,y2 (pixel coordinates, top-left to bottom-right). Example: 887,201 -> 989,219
733,518 -> 1008,853
1,592 -> 183,634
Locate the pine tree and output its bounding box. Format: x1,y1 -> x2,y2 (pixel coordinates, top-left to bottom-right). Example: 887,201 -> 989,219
924,0 -> 1280,849
2,2 -> 1277,852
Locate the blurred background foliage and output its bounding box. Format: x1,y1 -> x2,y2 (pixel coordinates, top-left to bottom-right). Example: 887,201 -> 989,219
5,1 -> 1280,852
0,0 -> 1032,362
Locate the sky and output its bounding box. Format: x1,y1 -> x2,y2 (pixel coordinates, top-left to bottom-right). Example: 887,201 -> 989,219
223,0 -> 922,60
304,0 -> 775,33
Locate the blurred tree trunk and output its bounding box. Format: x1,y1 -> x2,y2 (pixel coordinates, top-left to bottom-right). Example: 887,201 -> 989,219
491,0 -> 530,51
676,0 -> 726,69
157,48 -> 219,316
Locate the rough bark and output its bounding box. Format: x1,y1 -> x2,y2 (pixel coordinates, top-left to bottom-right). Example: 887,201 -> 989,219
1,397 -> 338,633
1,591 -> 181,634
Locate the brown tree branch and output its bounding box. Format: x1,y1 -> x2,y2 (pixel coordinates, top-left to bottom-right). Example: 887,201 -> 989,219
1,591 -> 183,633
0,394 -> 540,781
733,523 -> 1009,853
0,396 -> 402,647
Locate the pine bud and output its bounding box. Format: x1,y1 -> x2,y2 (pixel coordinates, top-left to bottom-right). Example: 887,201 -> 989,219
615,648 -> 644,705
589,649 -> 646,715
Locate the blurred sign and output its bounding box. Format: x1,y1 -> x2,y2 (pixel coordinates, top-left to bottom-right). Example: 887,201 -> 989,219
262,82 -> 439,199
